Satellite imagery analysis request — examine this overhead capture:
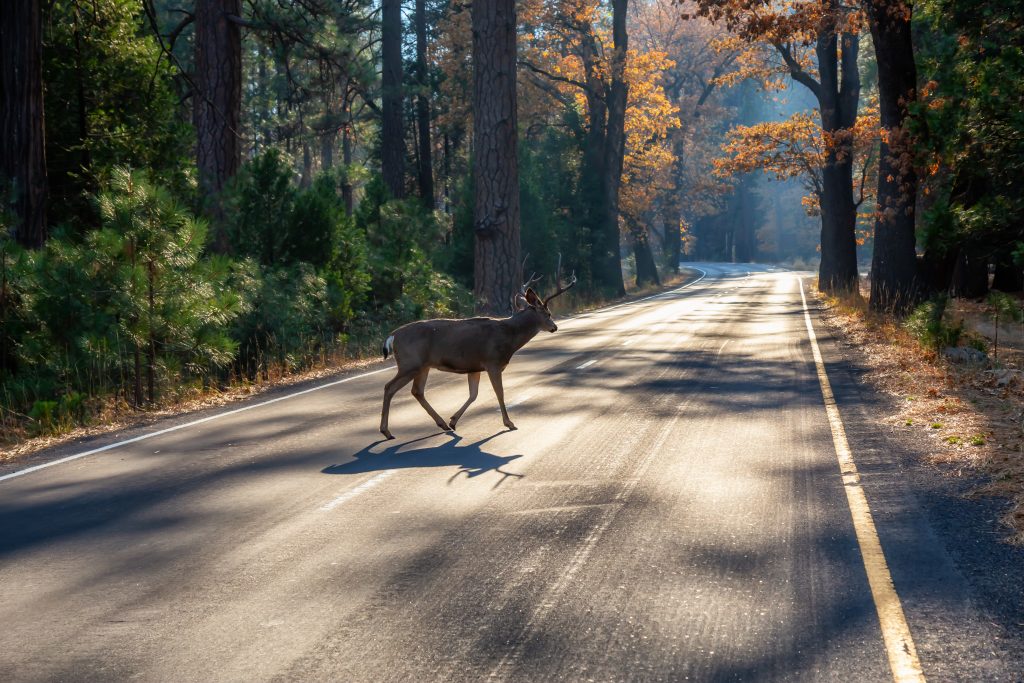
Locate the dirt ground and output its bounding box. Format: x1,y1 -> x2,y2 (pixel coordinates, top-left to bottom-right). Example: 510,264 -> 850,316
818,287 -> 1024,545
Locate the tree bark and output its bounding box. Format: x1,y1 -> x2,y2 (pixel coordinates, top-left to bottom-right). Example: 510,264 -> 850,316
574,23 -> 608,291
0,0 -> 48,248
662,134 -> 687,273
810,21 -> 860,294
632,227 -> 661,287
381,0 -> 405,199
193,0 -> 242,251
597,0 -> 629,298
415,0 -> 434,207
472,0 -> 521,314
950,250 -> 988,298
342,123 -> 353,215
867,0 -> 920,313
321,130 -> 334,171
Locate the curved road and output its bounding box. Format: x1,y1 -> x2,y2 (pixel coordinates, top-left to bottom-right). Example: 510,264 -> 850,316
0,264 -> 1018,681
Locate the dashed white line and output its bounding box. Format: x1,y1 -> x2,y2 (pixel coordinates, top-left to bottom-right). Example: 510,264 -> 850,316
320,470 -> 396,511
575,359 -> 598,370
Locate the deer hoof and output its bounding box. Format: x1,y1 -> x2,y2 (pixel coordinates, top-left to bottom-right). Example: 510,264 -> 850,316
504,421 -> 517,431
448,418 -> 459,430
381,428 -> 394,440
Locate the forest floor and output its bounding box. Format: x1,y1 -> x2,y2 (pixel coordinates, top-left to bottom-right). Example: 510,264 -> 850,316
818,285 -> 1024,545
0,271 -> 696,465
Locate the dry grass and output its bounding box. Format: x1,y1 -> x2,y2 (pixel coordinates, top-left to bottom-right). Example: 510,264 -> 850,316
0,271 -> 698,466
818,285 -> 1024,544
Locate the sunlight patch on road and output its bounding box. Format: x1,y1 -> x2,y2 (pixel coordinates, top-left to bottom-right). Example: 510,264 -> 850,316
320,470 -> 396,512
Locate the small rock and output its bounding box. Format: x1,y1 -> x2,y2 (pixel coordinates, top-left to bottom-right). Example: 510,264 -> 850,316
988,368 -> 1020,387
942,346 -> 988,363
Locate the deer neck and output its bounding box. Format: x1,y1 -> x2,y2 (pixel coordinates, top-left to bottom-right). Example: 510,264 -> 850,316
503,312 -> 544,352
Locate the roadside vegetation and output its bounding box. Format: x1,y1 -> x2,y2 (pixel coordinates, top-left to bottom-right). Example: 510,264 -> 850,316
821,287 -> 1024,544
2,0 -> 1022,508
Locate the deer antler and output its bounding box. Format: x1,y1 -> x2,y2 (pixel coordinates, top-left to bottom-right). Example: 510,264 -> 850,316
512,254 -> 543,311
519,253 -> 543,293
544,253 -> 577,305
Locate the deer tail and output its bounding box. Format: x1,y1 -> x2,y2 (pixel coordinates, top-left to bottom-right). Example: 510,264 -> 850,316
382,334 -> 395,360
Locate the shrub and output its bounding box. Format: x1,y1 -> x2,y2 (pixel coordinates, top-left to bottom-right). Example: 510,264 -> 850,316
904,295 -> 963,351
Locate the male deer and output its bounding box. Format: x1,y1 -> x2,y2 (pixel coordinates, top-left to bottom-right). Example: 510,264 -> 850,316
378,262 -> 576,439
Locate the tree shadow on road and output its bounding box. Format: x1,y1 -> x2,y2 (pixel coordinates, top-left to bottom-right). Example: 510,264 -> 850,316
322,431 -> 525,488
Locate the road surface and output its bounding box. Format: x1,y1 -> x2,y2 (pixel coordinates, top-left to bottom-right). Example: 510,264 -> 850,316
1,264 -> 1020,681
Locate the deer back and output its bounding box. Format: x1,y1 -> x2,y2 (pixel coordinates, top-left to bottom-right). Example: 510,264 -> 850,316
390,313 -> 545,373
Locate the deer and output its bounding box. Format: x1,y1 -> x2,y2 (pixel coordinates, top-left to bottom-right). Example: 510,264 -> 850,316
378,259 -> 577,439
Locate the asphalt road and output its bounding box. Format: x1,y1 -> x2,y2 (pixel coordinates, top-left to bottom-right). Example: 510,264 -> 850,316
1,263 -> 1021,682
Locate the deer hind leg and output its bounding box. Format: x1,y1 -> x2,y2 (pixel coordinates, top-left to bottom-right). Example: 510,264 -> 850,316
380,368 -> 417,439
411,368 -> 452,432
448,372 -> 481,430
486,367 -> 516,431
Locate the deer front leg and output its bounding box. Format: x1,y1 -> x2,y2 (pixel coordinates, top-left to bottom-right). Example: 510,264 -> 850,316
486,367 -> 516,430
411,369 -> 452,432
380,369 -> 417,439
448,372 -> 481,430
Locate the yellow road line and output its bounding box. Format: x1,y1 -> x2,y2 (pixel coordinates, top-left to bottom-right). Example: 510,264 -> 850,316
798,279 -> 926,683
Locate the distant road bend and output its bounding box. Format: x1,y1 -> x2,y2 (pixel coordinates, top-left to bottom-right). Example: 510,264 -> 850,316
0,263 -> 1017,681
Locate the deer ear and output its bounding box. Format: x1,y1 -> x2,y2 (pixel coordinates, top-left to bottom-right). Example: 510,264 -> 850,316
524,288 -> 541,306
513,294 -> 529,311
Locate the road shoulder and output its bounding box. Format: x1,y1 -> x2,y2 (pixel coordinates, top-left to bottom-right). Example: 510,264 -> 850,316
803,285 -> 1024,680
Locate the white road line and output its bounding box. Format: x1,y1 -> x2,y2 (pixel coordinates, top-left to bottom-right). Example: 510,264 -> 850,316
563,267 -> 708,325
575,359 -> 598,370
0,367 -> 394,484
2,266 -> 715,485
320,470 -> 396,511
489,402 -> 685,681
798,279 -> 925,683
621,338 -> 636,346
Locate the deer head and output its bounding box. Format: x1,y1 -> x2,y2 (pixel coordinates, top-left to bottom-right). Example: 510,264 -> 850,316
512,254 -> 577,333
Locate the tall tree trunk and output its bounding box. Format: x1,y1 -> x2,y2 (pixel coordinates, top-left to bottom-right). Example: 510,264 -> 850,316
193,0 -> 242,251
867,0 -> 920,313
812,23 -> 860,294
632,227 -> 660,287
472,0 -> 521,314
321,128 -> 335,170
147,261 -> 156,404
950,249 -> 988,298
300,139 -> 312,188
578,26 -> 608,290
381,0 -> 405,199
733,177 -> 757,263
415,0 -> 435,207
1,0 -> 48,248
597,0 -> 629,298
663,135 -> 687,273
342,123 -> 353,215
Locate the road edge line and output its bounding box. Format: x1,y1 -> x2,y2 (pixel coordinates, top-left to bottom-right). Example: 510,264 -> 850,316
0,268 -> 710,485
798,278 -> 926,683
0,367 -> 394,485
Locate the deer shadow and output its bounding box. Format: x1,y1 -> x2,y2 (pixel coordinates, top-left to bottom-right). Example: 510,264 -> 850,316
322,431 -> 525,488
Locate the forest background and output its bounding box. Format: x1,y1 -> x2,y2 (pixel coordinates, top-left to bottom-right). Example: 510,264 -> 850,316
1,0 -> 1021,440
